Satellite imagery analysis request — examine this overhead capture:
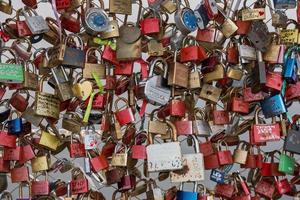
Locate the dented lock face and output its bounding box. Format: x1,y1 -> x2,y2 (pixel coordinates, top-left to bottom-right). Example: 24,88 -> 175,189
144,58 -> 171,106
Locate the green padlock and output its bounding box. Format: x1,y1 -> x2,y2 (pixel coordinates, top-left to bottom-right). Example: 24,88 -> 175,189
278,152 -> 295,175
0,48 -> 24,83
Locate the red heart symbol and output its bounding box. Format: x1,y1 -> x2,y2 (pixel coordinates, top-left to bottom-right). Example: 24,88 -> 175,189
259,11 -> 264,16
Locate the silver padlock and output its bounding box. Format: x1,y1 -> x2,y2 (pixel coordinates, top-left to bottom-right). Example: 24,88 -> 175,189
23,7 -> 49,34
51,66 -> 74,102
144,58 -> 171,106
247,21 -> 271,52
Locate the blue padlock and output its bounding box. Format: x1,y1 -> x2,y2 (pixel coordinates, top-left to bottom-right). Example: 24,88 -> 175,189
7,111 -> 22,135
273,0 -> 296,9
260,94 -> 287,118
176,182 -> 198,200
284,58 -> 298,83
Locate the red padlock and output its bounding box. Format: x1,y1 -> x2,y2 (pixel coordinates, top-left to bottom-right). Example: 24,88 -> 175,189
243,85 -> 264,103
226,41 -> 239,64
117,173 -> 136,192
0,131 -> 16,148
285,81 -> 300,101
175,119 -> 193,135
203,153 -> 220,170
11,166 -> 29,183
0,157 -> 10,173
265,71 -> 283,92
10,91 -> 29,112
140,10 -> 160,35
131,132 -> 147,160
31,173 -> 50,196
22,0 -> 37,8
102,45 -> 120,66
212,106 -> 230,125
68,134 -> 86,158
235,18 -> 251,35
255,180 -> 275,199
115,76 -> 130,95
251,108 -> 281,144
114,97 -> 135,126
3,146 -> 21,161
180,36 -> 207,63
215,183 -> 235,199
16,9 -> 32,37
89,153 -> 109,172
216,141 -> 233,165
115,61 -> 134,75
55,0 -> 71,10
122,124 -> 136,145
19,144 -> 35,164
169,99 -> 186,117
199,138 -> 214,157
60,11 -> 81,33
84,93 -> 108,110
231,96 -> 249,114
275,177 -> 292,194
70,169 -> 89,194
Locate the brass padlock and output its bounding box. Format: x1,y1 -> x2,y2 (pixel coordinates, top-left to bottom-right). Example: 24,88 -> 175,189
35,76 -> 60,119
168,51 -> 189,88
31,155 -> 49,173
0,0 -> 12,15
83,47 -> 106,79
39,130 -> 61,151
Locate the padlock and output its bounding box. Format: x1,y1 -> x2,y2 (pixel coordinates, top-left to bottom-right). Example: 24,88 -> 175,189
203,57 -> 225,83
199,83 -> 222,103
168,52 -> 189,88
111,143 -> 128,167
51,66 -> 74,101
68,133 -> 85,158
212,104 -> 230,125
7,111 -> 22,136
62,112 -> 83,133
9,90 -> 29,112
131,131 -> 147,160
247,21 -> 270,52
11,38 -> 32,61
114,97 -> 135,126
147,121 -> 183,172
263,33 -> 285,64
196,23 -> 225,51
274,176 -> 292,195
216,140 -> 233,165
17,181 -> 31,200
82,0 -> 109,35
31,172 -> 50,196
60,10 -> 81,33
278,151 -> 295,175
233,141 -> 249,164
16,9 -> 32,37
272,10 -> 288,28
55,0 -> 71,10
23,61 -> 38,91
72,76 -> 93,101
180,36 -> 207,63
88,150 -> 109,172
174,5 -> 197,35
43,17 -> 65,45
219,9 -> 238,38
109,0 -> 132,15
255,179 -> 275,199
144,58 -> 171,105
11,166 -> 29,183
251,107 -> 281,145
284,49 -> 298,83
117,170 -> 136,191
140,8 -> 160,35
70,168 -> 88,194
0,0 -> 12,15
100,13 -> 120,39
215,180 -> 235,199
194,3 -> 210,30
39,130 -> 61,151
170,135 -> 204,182
230,89 -> 249,114
261,94 -> 287,118
176,182 -> 198,200
241,0 -> 266,21
273,0 -> 296,9
23,6 -> 49,34
83,47 -> 106,79
279,19 -> 299,45
35,76 -> 60,119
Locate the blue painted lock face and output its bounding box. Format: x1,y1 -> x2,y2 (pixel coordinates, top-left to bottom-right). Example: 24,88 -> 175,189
182,9 -> 197,32
210,169 -> 225,183
88,12 -> 107,30
273,0 -> 296,9
8,118 -> 22,135
261,94 -> 287,118
177,191 -> 198,200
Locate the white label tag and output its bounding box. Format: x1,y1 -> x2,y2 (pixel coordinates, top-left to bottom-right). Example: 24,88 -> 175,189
84,134 -> 97,150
